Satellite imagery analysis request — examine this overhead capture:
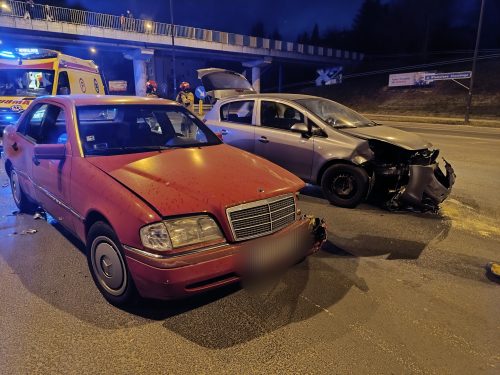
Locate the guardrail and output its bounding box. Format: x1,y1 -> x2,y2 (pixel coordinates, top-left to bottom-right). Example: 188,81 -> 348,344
0,0 -> 363,61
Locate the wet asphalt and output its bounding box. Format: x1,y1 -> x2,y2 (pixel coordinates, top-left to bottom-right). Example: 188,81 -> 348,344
0,124 -> 499,374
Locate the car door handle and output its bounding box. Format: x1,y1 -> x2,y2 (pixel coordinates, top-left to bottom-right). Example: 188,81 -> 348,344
258,136 -> 269,144
221,129 -> 229,135
11,142 -> 18,151
32,155 -> 40,166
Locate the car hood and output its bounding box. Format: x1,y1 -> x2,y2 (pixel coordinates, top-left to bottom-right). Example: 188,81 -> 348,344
339,125 -> 432,150
86,144 -> 303,218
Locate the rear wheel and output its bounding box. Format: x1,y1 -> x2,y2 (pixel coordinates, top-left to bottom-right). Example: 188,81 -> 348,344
87,221 -> 138,306
321,164 -> 369,208
10,169 -> 37,213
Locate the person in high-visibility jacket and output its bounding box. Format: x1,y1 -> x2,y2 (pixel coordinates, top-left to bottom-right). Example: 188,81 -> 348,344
176,81 -> 195,113
176,81 -> 195,136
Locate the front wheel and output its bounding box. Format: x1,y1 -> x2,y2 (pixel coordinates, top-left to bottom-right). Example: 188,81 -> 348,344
10,169 -> 37,213
321,164 -> 369,208
87,221 -> 138,306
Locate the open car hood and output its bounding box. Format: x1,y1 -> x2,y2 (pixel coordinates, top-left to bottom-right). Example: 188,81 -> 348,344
340,125 -> 432,151
197,68 -> 256,100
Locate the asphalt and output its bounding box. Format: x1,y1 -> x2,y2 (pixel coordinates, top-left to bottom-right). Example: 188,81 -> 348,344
0,124 -> 499,374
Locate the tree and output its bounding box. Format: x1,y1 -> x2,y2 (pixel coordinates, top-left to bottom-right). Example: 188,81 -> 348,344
250,21 -> 265,38
310,23 -> 320,45
269,28 -> 282,41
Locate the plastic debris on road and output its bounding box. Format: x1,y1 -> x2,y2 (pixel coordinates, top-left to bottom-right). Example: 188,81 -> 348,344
486,262 -> 500,278
11,229 -> 38,236
33,212 -> 46,220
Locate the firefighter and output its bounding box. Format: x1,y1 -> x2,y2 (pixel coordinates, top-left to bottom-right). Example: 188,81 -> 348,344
176,81 -> 195,113
145,80 -> 158,97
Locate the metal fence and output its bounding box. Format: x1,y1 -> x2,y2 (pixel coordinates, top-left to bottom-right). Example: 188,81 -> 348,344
0,0 -> 362,60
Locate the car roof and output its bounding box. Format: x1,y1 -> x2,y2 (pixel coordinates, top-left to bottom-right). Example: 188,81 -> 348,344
217,93 -> 321,103
36,95 -> 178,107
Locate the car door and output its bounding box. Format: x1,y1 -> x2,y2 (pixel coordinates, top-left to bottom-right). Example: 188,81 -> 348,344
254,100 -> 314,180
210,99 -> 256,152
6,103 -> 49,203
31,104 -> 74,230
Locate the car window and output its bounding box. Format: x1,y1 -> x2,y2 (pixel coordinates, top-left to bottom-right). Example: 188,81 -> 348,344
38,106 -> 67,144
220,100 -> 254,125
22,104 -> 67,144
76,104 -> 220,156
261,101 -> 304,131
57,71 -> 71,95
23,104 -> 48,142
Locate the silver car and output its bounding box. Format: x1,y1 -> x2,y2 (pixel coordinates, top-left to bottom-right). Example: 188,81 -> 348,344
200,69 -> 455,210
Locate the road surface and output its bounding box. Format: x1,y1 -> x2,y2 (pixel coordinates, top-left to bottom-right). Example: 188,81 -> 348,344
0,122 -> 499,374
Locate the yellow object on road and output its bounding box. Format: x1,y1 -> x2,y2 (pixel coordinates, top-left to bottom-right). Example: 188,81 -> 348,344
487,262 -> 500,277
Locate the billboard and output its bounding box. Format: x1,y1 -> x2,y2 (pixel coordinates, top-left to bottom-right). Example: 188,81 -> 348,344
388,72 -> 430,87
108,80 -> 127,92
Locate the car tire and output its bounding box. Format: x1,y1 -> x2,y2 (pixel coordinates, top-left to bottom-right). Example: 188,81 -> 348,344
321,164 -> 369,208
9,169 -> 38,213
87,221 -> 138,306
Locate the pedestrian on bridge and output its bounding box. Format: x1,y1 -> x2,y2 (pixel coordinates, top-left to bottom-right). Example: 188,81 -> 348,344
24,0 -> 35,19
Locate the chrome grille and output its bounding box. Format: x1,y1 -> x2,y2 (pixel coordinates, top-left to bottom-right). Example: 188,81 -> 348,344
227,194 -> 296,241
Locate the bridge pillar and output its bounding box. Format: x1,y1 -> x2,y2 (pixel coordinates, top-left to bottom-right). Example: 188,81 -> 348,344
243,57 -> 272,93
124,49 -> 155,96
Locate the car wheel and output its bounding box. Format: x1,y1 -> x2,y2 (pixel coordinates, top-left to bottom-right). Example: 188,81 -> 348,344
87,221 -> 138,306
321,164 -> 369,208
10,169 -> 37,213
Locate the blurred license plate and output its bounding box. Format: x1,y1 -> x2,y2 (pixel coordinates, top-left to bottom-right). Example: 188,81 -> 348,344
247,227 -> 310,272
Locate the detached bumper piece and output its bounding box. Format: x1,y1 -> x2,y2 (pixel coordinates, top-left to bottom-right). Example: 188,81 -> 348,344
388,159 -> 455,212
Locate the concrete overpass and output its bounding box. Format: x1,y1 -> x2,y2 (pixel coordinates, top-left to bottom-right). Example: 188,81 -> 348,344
0,0 -> 364,95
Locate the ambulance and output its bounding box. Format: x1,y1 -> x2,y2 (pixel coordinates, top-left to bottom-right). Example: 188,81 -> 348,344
0,48 -> 106,135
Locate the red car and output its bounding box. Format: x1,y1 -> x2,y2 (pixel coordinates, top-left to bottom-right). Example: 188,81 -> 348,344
2,95 -> 325,305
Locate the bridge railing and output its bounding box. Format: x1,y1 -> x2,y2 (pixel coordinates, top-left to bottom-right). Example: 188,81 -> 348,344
0,0 -> 363,60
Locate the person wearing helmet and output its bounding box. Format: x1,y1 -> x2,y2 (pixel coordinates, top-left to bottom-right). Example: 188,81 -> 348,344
176,81 -> 196,137
176,81 -> 195,113
145,79 -> 158,97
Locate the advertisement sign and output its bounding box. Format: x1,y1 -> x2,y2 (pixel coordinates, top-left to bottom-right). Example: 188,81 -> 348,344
388,72 -> 430,87
108,80 -> 127,92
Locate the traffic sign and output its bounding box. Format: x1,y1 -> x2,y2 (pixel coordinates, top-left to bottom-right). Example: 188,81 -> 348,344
195,85 -> 207,99
424,71 -> 472,82
316,67 -> 343,86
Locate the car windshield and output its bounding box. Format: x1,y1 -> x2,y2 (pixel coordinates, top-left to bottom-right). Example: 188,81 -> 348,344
76,104 -> 221,156
295,98 -> 376,128
0,69 -> 55,97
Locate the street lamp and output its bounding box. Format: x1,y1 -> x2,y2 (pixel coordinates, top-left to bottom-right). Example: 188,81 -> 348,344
169,0 -> 177,99
89,47 -> 97,54
464,0 -> 485,124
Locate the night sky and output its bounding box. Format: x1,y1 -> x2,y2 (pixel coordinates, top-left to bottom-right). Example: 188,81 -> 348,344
62,0 -> 365,41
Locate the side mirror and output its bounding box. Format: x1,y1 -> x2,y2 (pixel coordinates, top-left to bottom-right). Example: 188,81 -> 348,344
290,123 -> 310,136
34,144 -> 66,160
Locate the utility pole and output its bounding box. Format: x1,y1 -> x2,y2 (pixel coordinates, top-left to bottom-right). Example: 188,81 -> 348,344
464,0 -> 485,124
169,0 -> 177,99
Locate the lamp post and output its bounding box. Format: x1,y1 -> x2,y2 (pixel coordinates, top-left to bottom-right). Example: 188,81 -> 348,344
464,0 -> 485,124
169,0 -> 177,99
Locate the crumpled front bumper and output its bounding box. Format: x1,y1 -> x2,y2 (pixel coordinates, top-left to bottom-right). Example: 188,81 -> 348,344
397,158 -> 455,210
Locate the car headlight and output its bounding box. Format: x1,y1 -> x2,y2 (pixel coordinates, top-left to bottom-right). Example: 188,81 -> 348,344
140,215 -> 225,252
